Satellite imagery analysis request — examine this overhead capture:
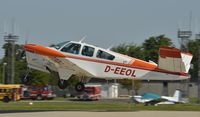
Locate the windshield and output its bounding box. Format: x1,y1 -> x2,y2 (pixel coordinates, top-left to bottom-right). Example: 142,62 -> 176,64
50,41 -> 69,50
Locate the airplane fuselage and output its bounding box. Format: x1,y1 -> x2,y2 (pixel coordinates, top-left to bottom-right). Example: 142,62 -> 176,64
25,41 -> 190,81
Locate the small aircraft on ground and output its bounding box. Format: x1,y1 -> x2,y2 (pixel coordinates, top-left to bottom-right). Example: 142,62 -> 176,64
23,40 -> 193,92
132,89 -> 185,105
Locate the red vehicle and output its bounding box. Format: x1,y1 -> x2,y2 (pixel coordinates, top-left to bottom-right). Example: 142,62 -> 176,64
21,85 -> 56,100
79,85 -> 101,101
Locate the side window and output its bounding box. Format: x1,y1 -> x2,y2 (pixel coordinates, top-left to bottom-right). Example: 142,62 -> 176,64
61,43 -> 81,54
96,50 -> 115,60
81,46 -> 95,57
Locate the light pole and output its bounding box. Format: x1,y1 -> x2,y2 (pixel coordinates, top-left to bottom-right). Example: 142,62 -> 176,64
2,62 -> 7,84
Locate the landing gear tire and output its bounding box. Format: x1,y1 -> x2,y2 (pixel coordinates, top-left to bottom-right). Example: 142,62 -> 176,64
75,82 -> 85,92
58,80 -> 68,89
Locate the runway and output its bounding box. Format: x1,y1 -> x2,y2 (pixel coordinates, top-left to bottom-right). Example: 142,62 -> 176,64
1,111 -> 200,117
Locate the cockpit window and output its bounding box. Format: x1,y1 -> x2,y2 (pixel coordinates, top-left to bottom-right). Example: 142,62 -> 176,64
61,43 -> 81,54
50,41 -> 69,50
96,50 -> 115,60
81,46 -> 95,57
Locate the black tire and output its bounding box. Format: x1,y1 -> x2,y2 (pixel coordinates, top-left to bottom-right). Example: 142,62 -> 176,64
75,82 -> 85,92
58,80 -> 68,89
36,94 -> 43,100
3,96 -> 10,103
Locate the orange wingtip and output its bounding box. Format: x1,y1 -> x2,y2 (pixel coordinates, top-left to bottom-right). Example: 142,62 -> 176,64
24,44 -> 65,58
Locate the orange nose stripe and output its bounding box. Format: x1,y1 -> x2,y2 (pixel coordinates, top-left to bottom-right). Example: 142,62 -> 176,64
24,44 -> 65,58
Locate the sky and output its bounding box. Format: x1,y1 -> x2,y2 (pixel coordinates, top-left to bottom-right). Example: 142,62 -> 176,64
1,0 -> 200,58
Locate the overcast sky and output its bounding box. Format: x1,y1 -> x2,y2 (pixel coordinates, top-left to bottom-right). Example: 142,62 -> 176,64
1,0 -> 200,58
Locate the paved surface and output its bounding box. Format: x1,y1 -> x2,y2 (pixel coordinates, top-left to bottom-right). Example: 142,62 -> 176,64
1,111 -> 200,117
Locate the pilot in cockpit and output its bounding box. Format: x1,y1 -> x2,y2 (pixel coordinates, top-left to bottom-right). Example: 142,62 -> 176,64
71,45 -> 80,54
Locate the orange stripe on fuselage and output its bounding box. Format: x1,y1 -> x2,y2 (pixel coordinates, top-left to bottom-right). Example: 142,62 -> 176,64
131,59 -> 157,70
63,54 -> 187,76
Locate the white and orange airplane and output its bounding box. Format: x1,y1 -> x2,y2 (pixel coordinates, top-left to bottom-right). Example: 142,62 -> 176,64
23,40 -> 193,92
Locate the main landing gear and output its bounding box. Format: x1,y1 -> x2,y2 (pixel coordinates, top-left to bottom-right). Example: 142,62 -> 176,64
74,76 -> 89,92
58,80 -> 68,89
58,76 -> 87,92
21,70 -> 31,85
75,82 -> 85,92
58,79 -> 85,92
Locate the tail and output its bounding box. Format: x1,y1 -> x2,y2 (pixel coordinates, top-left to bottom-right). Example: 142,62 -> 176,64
158,46 -> 193,73
173,90 -> 182,102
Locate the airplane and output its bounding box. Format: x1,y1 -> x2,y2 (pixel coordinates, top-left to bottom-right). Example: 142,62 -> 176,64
132,89 -> 185,105
22,40 -> 193,92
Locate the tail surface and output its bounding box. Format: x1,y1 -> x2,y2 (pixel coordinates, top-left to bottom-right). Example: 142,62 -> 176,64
158,46 -> 193,73
173,90 -> 182,102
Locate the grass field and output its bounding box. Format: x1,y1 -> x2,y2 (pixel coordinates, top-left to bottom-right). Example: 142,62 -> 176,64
1,100 -> 200,111
0,101 -> 132,111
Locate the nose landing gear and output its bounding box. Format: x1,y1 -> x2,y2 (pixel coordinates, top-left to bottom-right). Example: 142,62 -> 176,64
58,80 -> 68,89
21,70 -> 31,85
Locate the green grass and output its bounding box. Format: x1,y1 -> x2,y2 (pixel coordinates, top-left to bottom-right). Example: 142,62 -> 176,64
1,100 -> 200,111
0,101 -> 132,111
189,97 -> 200,104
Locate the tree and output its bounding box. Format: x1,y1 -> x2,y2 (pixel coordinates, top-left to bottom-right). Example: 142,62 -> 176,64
187,39 -> 200,82
0,62 -> 3,83
112,43 -> 145,59
142,35 -> 174,63
1,43 -> 55,85
111,43 -> 129,55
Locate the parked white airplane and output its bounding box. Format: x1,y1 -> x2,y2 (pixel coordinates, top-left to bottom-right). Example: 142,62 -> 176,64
133,90 -> 184,105
23,40 -> 193,92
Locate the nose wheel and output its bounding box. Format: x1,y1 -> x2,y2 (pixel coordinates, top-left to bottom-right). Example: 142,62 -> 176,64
21,70 -> 31,85
75,82 -> 85,92
58,80 -> 68,89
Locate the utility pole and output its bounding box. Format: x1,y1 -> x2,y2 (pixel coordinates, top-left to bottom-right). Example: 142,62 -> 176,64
3,18 -> 19,84
177,29 -> 192,97
2,63 -> 7,84
198,46 -> 200,103
4,34 -> 18,84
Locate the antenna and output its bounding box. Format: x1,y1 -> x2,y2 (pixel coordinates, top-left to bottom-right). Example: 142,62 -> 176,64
189,11 -> 192,31
107,44 -> 114,50
194,18 -> 198,34
79,35 -> 86,43
3,20 -> 8,35
195,19 -> 200,39
178,20 -> 182,31
177,21 -> 182,46
25,29 -> 30,44
11,17 -> 15,34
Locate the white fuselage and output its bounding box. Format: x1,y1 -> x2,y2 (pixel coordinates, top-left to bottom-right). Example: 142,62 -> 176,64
25,41 -> 190,81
